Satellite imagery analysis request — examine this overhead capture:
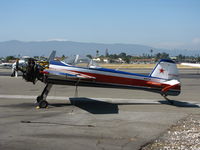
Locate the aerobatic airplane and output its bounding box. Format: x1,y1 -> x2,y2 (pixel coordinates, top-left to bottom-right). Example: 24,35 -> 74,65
15,51 -> 181,108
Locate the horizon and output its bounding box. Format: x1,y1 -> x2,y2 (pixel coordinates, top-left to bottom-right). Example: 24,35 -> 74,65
0,40 -> 200,58
1,40 -> 200,51
0,0 -> 200,50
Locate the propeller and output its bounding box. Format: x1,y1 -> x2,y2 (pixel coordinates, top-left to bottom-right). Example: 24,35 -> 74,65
12,51 -> 56,84
15,58 -> 19,71
11,58 -> 20,77
22,58 -> 37,84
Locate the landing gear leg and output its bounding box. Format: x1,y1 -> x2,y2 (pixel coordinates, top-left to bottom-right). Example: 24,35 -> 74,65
161,93 -> 173,105
36,83 -> 53,108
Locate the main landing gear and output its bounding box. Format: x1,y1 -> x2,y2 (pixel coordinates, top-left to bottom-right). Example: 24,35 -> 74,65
36,83 -> 53,108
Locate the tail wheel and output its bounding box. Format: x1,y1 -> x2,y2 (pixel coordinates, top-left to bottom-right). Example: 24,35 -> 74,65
161,93 -> 174,105
38,100 -> 49,108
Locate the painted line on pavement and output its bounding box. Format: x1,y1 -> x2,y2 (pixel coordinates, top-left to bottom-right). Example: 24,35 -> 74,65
0,94 -> 200,107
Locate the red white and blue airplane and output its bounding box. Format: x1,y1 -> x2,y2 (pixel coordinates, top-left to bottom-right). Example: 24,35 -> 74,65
17,51 -> 181,108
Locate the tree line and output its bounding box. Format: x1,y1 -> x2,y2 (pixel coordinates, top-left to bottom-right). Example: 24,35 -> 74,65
2,52 -> 200,64
88,52 -> 200,63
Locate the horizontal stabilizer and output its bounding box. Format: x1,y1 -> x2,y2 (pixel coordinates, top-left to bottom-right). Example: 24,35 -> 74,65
162,80 -> 180,93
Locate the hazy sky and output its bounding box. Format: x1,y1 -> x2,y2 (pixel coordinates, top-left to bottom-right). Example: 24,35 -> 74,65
0,0 -> 200,49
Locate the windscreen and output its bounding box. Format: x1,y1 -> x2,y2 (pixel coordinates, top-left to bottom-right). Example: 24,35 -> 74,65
64,55 -> 99,68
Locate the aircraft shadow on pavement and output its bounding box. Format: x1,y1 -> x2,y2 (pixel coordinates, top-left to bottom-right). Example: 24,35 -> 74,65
51,97 -> 119,114
159,100 -> 200,108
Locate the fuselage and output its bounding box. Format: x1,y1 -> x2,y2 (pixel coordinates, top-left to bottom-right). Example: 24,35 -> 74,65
47,61 -> 181,96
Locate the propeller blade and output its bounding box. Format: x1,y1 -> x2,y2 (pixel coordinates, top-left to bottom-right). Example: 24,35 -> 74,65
16,59 -> 19,71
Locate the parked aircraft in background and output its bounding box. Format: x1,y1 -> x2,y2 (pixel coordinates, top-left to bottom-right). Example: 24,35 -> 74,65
181,63 -> 200,68
0,63 -> 13,68
11,59 -> 26,77
14,51 -> 181,108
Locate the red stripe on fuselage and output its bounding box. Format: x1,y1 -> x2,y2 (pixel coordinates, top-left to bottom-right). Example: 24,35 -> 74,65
73,70 -> 180,91
70,70 -> 163,88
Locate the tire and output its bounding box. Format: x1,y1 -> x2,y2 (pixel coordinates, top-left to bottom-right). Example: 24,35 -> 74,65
38,100 -> 49,108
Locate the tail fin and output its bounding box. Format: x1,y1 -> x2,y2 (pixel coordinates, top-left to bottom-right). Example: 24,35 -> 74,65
150,59 -> 179,81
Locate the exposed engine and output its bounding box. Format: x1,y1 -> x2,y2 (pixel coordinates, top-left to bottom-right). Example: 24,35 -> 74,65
16,58 -> 46,84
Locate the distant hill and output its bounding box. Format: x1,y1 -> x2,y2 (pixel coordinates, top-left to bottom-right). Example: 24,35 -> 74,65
0,40 -> 199,57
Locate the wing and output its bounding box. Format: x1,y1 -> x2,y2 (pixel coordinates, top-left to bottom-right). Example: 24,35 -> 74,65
42,68 -> 96,79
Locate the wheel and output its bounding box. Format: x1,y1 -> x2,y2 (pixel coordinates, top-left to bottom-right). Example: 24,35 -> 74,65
36,96 -> 43,103
38,100 -> 49,108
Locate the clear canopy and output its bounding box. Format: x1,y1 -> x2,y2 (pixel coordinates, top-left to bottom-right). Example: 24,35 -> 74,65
63,55 -> 99,68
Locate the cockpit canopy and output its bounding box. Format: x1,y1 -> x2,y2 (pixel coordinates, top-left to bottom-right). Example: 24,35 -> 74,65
63,55 -> 99,68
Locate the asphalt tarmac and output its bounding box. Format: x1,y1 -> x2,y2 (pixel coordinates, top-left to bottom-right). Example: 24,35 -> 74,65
0,68 -> 199,150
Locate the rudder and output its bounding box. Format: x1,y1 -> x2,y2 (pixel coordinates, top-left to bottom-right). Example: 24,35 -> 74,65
150,59 -> 179,81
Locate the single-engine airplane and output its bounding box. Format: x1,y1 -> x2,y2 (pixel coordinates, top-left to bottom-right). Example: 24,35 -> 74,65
15,51 -> 181,108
